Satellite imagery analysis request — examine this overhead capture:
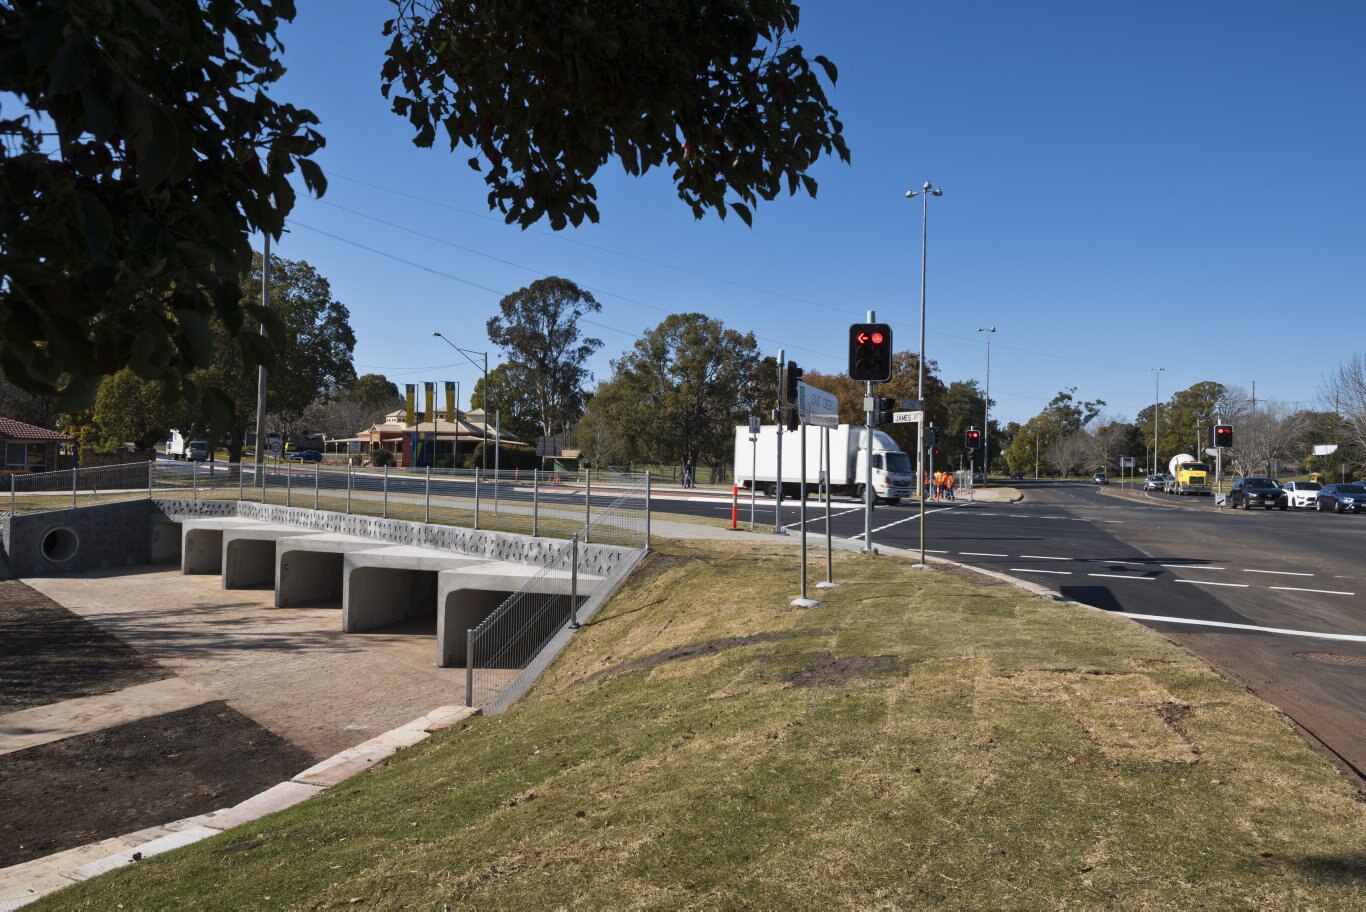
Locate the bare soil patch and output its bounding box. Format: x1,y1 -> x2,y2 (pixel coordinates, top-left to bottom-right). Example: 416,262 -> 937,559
0,700 -> 314,868
0,580 -> 168,713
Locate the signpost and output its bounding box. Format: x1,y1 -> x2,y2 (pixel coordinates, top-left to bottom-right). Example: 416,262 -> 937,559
792,380 -> 837,608
893,410 -> 924,424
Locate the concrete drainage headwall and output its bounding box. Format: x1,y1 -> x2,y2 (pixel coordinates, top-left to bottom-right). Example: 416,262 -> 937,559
3,498 -> 637,580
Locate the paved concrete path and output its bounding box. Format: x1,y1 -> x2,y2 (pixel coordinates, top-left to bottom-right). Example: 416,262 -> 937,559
0,677 -> 209,756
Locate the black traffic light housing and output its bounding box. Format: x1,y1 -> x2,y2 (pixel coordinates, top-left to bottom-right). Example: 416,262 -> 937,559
784,360 -> 803,405
930,445 -> 943,459
965,428 -> 981,451
872,396 -> 896,426
849,323 -> 893,382
1212,424 -> 1233,448
924,426 -> 938,446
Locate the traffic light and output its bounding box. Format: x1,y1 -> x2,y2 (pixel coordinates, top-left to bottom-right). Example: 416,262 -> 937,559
872,396 -> 896,426
784,360 -> 803,405
849,323 -> 893,382
1213,424 -> 1233,448
930,445 -> 943,459
965,428 -> 981,451
924,426 -> 938,446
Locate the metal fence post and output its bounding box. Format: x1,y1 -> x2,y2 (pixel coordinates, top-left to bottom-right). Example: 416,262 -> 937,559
148,460 -> 154,501
474,468 -> 480,530
191,462 -> 198,502
346,462 -> 352,514
645,471 -> 652,549
532,468 -> 539,537
11,472 -> 15,515
314,463 -> 320,511
238,460 -> 244,502
584,471 -> 591,542
383,465 -> 389,519
465,628 -> 475,708
285,462 -> 291,507
425,465 -> 431,524
71,465 -> 78,509
569,533 -> 581,628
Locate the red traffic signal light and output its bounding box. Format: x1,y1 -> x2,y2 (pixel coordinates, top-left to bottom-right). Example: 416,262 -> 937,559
965,428 -> 981,450
849,323 -> 893,382
1213,424 -> 1233,448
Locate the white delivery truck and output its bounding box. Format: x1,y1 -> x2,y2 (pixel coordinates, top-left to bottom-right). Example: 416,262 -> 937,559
164,431 -> 209,461
734,424 -> 914,504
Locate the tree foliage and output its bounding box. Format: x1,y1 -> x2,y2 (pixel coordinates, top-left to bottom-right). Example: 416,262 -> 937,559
196,253 -> 356,461
471,362 -> 544,444
589,313 -> 772,469
486,277 -> 602,438
381,0 -> 849,229
1002,388 -> 1106,475
90,369 -> 187,451
0,0 -> 325,426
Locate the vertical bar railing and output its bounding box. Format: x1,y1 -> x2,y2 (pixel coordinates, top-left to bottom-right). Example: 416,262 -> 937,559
532,469 -> 539,537
71,466 -> 78,510
645,471 -> 651,549
314,463 -> 320,511
583,471 -> 591,542
346,462 -> 352,514
382,465 -> 389,518
425,465 -> 431,524
148,461 -> 154,501
474,469 -> 480,530
285,462 -> 292,507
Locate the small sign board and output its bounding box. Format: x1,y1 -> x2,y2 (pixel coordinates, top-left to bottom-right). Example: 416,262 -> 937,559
796,381 -> 839,428
892,410 -> 924,424
1214,492 -> 1227,507
749,416 -> 761,436
1120,456 -> 1136,469
899,398 -> 924,411
1313,444 -> 1339,456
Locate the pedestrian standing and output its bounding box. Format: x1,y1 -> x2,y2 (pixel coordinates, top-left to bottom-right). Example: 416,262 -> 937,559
944,471 -> 955,500
683,457 -> 694,488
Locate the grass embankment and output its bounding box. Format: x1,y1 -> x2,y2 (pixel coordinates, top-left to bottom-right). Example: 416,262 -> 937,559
42,541 -> 1366,909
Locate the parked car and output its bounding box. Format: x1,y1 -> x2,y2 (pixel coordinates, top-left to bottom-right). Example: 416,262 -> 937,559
1142,473 -> 1165,491
1009,471 -> 1026,480
1315,483 -> 1366,513
1282,480 -> 1323,509
286,449 -> 323,462
1228,476 -> 1287,510
1092,471 -> 1109,485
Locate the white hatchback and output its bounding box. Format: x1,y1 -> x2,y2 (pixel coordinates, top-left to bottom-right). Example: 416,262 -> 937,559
1282,480 -> 1323,508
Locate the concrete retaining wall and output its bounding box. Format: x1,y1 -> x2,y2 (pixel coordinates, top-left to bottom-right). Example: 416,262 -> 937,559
1,500 -> 158,578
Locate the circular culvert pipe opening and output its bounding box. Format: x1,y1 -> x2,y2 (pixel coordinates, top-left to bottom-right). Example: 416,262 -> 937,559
41,526 -> 80,563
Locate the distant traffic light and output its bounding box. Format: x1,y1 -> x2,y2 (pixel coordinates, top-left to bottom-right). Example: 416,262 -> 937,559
784,360 -> 803,405
872,396 -> 896,426
924,426 -> 939,446
965,428 -> 981,451
930,445 -> 943,459
849,323 -> 893,382
1213,424 -> 1233,448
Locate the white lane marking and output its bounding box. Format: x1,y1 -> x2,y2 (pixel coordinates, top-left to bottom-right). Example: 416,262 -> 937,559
1010,568 -> 1072,575
1242,569 -> 1314,577
1174,579 -> 1249,588
960,551 -> 1008,557
1270,586 -> 1357,596
1088,573 -> 1154,581
1117,612 -> 1366,644
779,506 -> 863,530
925,549 -> 950,554
864,506 -> 957,535
1019,554 -> 1071,561
1161,564 -> 1226,570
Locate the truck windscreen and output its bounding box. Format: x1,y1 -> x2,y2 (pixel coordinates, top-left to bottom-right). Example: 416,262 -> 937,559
1182,463 -> 1208,472
884,452 -> 911,475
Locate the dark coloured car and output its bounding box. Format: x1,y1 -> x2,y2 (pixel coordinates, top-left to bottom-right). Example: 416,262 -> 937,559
1009,471 -> 1025,480
1092,472 -> 1109,484
287,449 -> 323,462
1228,476 -> 1287,510
1315,482 -> 1366,513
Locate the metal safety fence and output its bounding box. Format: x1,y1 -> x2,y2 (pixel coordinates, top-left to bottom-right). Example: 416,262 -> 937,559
466,473 -> 650,711
9,461 -> 650,547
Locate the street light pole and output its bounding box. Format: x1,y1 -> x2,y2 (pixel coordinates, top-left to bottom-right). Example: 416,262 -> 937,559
977,325 -> 995,484
1150,367 -> 1165,474
906,180 -> 944,570
434,333 -> 491,471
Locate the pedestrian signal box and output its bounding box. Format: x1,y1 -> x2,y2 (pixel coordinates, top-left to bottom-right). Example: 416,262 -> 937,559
849,323 -> 893,382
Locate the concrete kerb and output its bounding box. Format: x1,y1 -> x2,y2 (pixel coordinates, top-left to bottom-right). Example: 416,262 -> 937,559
0,705 -> 480,910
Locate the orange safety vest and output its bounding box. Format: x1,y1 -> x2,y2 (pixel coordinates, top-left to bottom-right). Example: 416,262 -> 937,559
944,473 -> 955,488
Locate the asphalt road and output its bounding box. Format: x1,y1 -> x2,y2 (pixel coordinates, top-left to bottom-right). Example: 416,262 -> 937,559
652,480 -> 1366,784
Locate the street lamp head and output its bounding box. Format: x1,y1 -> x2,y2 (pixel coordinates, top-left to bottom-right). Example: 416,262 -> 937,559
922,180 -> 932,191
931,188 -> 943,196
905,189 -> 918,199
432,331 -> 442,337
977,325 -> 996,334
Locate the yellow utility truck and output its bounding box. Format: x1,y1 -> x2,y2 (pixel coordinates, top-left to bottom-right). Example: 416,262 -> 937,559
1163,453 -> 1212,495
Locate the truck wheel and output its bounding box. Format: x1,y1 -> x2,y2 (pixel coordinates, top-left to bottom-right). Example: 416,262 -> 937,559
886,497 -> 901,506
855,484 -> 866,501
765,482 -> 778,498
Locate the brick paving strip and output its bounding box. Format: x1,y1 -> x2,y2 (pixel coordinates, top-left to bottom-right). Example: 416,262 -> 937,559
0,678 -> 212,756
0,704 -> 478,910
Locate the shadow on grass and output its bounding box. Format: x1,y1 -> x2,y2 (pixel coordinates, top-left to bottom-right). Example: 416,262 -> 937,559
1287,852 -> 1366,884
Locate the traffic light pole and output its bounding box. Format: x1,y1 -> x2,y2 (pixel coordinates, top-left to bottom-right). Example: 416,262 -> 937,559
864,313 -> 875,551
774,350 -> 784,534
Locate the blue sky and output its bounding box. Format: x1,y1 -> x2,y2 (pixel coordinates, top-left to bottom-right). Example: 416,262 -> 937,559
265,1 -> 1364,425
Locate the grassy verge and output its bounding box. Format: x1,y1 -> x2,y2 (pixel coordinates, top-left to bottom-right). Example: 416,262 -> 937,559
40,540 -> 1366,909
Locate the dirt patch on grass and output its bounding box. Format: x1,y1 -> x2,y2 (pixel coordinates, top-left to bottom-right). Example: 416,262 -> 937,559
0,700 -> 315,868
782,652 -> 908,688
576,632 -> 800,687
0,580 -> 169,713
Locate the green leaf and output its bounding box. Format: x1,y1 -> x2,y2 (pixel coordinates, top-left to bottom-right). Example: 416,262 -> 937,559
813,55 -> 838,84
730,201 -> 753,226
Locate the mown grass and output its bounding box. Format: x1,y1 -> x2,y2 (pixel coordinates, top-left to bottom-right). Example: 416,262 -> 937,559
39,540 -> 1366,910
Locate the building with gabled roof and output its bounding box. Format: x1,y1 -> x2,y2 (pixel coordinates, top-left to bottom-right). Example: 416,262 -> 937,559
0,417 -> 73,472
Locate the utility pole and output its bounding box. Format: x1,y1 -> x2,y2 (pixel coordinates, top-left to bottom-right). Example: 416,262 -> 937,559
254,231 -> 271,481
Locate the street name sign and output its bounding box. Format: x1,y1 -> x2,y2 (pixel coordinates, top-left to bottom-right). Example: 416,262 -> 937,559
892,410 -> 924,424
796,381 -> 839,428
